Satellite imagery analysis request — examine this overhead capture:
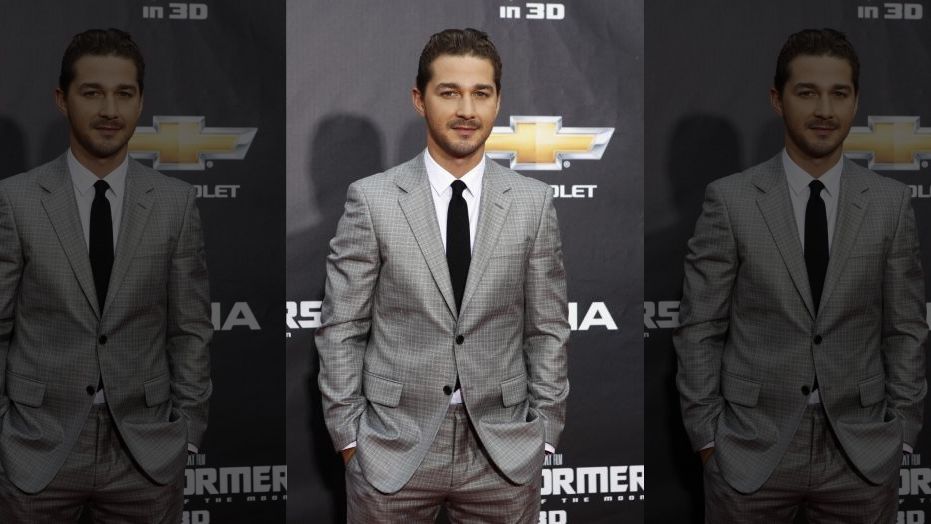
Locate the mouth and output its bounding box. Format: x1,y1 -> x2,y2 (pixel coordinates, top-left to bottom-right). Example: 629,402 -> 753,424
449,119 -> 480,134
93,122 -> 124,135
807,122 -> 837,137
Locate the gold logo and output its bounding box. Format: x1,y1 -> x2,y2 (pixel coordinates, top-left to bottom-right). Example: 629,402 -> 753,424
844,116 -> 931,170
486,116 -> 614,170
129,116 -> 258,171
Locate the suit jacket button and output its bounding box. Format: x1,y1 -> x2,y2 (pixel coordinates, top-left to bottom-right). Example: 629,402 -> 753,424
801,385 -> 811,395
813,335 -> 822,345
98,335 -> 107,345
455,335 -> 464,345
443,385 -> 452,395
86,385 -> 96,395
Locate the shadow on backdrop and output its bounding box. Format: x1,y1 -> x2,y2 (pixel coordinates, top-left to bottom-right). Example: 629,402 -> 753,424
287,114 -> 384,524
398,117 -> 425,166
0,118 -> 26,177
646,114 -> 742,524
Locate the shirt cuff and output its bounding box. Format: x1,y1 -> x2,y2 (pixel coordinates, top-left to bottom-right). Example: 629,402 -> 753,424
544,443 -> 555,454
700,441 -> 714,451
904,443 -> 913,454
187,443 -> 198,453
342,441 -> 357,451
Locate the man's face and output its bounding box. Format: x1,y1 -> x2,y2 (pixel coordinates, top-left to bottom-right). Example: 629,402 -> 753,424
770,54 -> 858,167
412,54 -> 500,165
55,54 -> 143,163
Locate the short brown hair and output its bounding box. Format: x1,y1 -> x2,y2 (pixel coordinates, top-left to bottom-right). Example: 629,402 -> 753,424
416,28 -> 502,93
59,28 -> 145,94
774,28 -> 859,94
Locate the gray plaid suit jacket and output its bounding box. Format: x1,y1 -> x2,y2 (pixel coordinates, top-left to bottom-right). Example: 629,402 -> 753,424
317,154 -> 569,494
674,154 -> 927,494
0,154 -> 212,494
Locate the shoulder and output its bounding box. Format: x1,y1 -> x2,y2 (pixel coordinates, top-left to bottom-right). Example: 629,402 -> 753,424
486,160 -> 551,205
843,160 -> 908,198
131,160 -> 192,193
0,156 -> 63,195
129,160 -> 197,212
0,156 -> 73,212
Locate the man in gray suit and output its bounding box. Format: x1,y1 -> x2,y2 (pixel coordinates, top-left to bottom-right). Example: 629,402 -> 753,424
317,28 -> 569,523
675,28 -> 926,523
0,29 -> 211,522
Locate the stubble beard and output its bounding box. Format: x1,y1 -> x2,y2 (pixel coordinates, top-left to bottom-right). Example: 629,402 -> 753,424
429,119 -> 491,160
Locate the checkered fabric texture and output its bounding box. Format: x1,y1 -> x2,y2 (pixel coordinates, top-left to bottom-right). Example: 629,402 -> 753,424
317,154 -> 569,495
674,154 -> 926,494
0,154 -> 212,494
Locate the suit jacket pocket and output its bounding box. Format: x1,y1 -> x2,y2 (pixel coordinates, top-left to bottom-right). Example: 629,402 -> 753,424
721,371 -> 760,407
144,374 -> 171,407
858,374 -> 885,407
6,372 -> 46,408
501,374 -> 528,407
363,371 -> 402,407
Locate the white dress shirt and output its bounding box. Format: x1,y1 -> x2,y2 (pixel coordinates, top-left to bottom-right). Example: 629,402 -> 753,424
424,149 -> 484,405
67,149 -> 127,251
67,150 -> 127,407
782,149 -> 842,252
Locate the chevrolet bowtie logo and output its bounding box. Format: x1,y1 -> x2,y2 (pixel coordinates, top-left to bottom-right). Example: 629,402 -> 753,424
129,116 -> 258,171
844,116 -> 931,171
486,116 -> 614,171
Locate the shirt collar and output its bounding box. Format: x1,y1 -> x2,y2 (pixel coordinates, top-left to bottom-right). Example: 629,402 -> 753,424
782,148 -> 842,198
424,149 -> 485,197
67,148 -> 129,199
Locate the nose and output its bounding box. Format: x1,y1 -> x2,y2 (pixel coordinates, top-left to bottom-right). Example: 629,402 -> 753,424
813,95 -> 833,118
99,93 -> 119,118
456,95 -> 476,118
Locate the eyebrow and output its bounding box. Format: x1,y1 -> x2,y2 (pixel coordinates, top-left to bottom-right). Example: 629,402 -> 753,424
434,82 -> 495,92
793,82 -> 852,91
77,82 -> 138,92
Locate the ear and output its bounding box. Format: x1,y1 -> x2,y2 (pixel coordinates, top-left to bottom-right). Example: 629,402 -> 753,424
412,88 -> 426,117
769,87 -> 783,117
54,87 -> 68,117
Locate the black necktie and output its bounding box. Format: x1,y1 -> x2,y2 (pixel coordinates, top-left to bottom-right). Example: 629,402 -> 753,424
805,179 -> 829,313
447,180 -> 471,313
90,180 -> 114,310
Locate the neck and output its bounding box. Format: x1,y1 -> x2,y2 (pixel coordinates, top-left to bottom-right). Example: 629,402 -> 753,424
426,143 -> 483,178
784,141 -> 841,178
70,141 -> 127,179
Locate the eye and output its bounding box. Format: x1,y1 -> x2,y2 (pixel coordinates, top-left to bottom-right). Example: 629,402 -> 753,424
474,91 -> 490,98
797,90 -> 815,98
440,91 -> 458,98
82,90 -> 102,98
118,91 -> 135,98
832,90 -> 849,99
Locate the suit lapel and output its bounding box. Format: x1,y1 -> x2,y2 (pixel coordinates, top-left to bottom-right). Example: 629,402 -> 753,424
105,161 -> 155,314
397,157 -> 458,317
819,163 -> 868,311
754,156 -> 817,319
39,156 -> 101,318
460,161 -> 512,314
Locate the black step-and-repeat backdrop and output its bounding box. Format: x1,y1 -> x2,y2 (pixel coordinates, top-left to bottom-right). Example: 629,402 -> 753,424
0,2 -> 285,523
646,1 -> 931,522
285,1 -> 643,523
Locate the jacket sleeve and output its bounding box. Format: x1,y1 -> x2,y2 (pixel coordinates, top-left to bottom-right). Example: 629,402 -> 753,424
522,188 -> 570,449
673,181 -> 738,450
166,187 -> 213,448
0,185 -> 22,417
316,182 -> 380,451
881,185 -> 927,448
